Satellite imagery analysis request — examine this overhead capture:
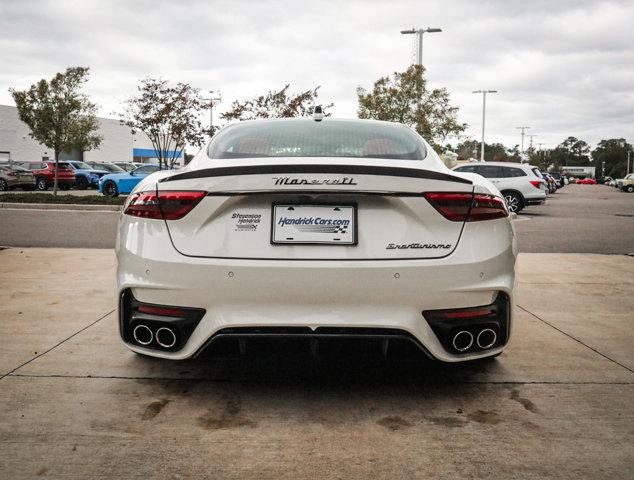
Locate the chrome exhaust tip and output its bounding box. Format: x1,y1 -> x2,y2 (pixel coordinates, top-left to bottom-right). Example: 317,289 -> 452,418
132,324 -> 153,346
476,328 -> 497,349
452,330 -> 474,352
155,327 -> 177,349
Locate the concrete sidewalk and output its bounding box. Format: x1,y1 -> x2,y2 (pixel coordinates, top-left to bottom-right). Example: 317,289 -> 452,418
0,249 -> 632,479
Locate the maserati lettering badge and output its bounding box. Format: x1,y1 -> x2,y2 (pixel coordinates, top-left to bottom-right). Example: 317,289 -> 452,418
273,177 -> 357,186
386,243 -> 452,250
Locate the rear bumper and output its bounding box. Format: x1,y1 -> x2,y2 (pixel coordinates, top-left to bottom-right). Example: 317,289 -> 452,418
4,178 -> 35,188
116,217 -> 517,362
526,198 -> 546,206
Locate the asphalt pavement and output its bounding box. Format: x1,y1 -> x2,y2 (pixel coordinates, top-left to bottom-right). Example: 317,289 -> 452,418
1,184 -> 633,253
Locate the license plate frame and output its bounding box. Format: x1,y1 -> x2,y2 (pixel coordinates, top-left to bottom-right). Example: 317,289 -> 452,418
271,203 -> 358,245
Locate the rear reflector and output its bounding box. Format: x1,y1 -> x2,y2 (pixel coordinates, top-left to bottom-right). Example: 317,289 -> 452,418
529,180 -> 543,188
136,305 -> 187,317
124,191 -> 205,220
442,308 -> 494,319
424,192 -> 508,222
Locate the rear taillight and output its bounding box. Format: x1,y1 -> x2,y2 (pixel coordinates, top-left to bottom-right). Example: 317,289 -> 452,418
124,191 -> 205,220
424,192 -> 508,222
529,180 -> 542,189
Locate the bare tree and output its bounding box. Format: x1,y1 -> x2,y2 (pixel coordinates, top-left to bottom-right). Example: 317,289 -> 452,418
118,78 -> 214,168
221,85 -> 332,121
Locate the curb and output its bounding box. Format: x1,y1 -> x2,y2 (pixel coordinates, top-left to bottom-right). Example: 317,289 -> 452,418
0,202 -> 122,212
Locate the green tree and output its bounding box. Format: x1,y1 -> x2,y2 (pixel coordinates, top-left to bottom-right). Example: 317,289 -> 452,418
455,140 -> 511,162
356,65 -> 466,151
591,138 -> 633,178
118,78 -> 215,169
221,85 -> 332,121
552,136 -> 591,167
9,67 -> 102,194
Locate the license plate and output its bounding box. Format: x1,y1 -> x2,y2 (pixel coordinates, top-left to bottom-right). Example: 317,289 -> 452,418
271,204 -> 356,245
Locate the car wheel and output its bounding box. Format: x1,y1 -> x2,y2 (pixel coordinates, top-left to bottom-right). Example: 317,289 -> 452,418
76,177 -> 88,190
627,185 -> 634,193
503,192 -> 523,213
36,177 -> 48,191
103,181 -> 119,197
0,179 -> 8,191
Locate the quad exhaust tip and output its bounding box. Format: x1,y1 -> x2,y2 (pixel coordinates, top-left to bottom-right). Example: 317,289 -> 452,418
132,324 -> 153,346
452,330 -> 474,352
476,328 -> 497,349
156,327 -> 177,348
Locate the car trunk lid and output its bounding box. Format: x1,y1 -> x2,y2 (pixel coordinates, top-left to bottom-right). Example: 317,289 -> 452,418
155,162 -> 473,260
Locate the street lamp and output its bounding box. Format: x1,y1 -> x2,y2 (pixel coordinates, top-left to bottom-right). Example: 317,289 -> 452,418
472,90 -> 497,162
400,27 -> 442,65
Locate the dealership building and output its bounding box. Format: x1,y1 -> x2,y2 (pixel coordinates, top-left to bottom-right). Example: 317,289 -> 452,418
0,104 -> 183,165
561,166 -> 596,179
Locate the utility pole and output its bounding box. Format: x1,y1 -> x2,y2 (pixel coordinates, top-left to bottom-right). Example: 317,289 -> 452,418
209,95 -> 221,138
472,90 -> 497,162
400,27 -> 442,65
527,134 -> 538,151
516,126 -> 530,154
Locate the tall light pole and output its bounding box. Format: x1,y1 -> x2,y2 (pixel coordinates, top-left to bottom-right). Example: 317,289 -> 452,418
400,27 -> 442,65
516,126 -> 530,154
472,89 -> 497,162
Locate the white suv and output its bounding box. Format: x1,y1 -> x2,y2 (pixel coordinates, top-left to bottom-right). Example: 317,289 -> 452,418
453,162 -> 547,213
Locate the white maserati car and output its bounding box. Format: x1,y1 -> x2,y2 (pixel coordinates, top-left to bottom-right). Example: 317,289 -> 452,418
116,117 -> 517,362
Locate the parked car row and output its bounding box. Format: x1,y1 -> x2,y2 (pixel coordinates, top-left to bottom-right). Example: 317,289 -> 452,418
451,162 -> 563,213
606,174 -> 634,192
0,160 -> 156,192
99,164 -> 169,197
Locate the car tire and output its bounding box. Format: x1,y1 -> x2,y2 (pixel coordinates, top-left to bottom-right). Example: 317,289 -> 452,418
76,177 -> 88,190
103,181 -> 119,197
36,177 -> 48,191
502,191 -> 524,213
627,185 -> 634,193
0,178 -> 8,191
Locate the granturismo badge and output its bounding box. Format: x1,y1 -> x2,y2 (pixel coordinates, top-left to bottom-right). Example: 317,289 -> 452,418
386,243 -> 452,250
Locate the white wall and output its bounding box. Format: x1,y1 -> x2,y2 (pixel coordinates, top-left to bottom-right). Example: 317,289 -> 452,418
0,104 -> 154,163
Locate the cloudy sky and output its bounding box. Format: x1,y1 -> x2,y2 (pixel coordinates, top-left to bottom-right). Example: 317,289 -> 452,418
1,0 -> 632,150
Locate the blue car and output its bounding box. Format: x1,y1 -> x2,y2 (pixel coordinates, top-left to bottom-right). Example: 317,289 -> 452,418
66,160 -> 109,190
99,164 -> 164,197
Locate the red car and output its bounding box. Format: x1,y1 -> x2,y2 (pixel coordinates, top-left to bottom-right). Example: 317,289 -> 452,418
20,161 -> 76,191
577,178 -> 597,185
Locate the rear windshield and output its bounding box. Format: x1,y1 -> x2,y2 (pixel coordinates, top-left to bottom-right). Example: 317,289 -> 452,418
70,161 -> 92,169
48,162 -> 72,168
208,119 -> 426,160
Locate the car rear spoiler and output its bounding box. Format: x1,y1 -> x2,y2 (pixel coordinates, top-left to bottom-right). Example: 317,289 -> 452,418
159,164 -> 472,185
